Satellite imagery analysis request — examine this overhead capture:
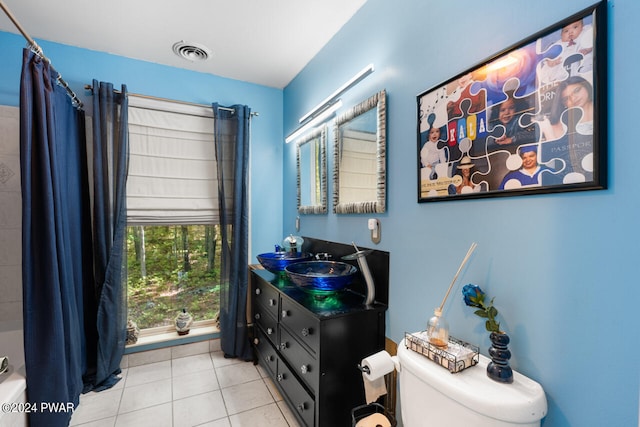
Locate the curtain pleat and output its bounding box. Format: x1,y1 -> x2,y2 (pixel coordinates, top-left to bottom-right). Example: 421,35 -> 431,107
214,103 -> 252,360
20,48 -> 90,427
89,80 -> 129,390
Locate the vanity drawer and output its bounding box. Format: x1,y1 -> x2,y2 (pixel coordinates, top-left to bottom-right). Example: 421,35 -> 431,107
280,299 -> 320,354
277,358 -> 315,427
254,308 -> 278,346
254,328 -> 278,379
279,326 -> 319,394
253,279 -> 280,318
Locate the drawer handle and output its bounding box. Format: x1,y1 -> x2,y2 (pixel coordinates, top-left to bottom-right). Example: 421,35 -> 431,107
281,310 -> 289,318
265,355 -> 274,363
297,402 -> 307,412
300,364 -> 310,374
277,373 -> 285,382
255,288 -> 261,295
269,298 -> 276,306
301,327 -> 310,337
254,313 -> 261,320
253,338 -> 259,345
279,342 -> 289,351
267,327 -> 274,335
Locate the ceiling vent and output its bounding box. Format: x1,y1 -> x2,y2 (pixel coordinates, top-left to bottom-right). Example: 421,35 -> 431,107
172,41 -> 212,62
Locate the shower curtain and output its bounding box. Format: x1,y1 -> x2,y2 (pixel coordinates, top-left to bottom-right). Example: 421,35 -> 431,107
20,51 -> 128,425
213,103 -> 253,360
20,48 -> 91,427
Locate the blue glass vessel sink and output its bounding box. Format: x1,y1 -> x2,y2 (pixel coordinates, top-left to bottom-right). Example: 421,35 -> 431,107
257,252 -> 313,274
285,261 -> 358,295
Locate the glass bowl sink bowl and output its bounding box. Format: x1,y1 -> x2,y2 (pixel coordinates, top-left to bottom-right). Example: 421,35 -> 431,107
256,252 -> 314,274
285,261 -> 358,295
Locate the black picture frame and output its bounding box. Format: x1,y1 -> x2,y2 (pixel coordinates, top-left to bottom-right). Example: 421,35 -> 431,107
416,1 -> 607,202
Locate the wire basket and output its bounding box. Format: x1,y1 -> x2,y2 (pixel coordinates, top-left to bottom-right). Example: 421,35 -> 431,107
351,403 -> 397,427
404,331 -> 479,373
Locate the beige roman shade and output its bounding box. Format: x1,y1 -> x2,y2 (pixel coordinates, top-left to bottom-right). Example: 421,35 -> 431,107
126,96 -> 218,225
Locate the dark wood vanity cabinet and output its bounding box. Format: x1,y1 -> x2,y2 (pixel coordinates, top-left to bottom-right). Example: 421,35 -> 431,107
250,268 -> 387,427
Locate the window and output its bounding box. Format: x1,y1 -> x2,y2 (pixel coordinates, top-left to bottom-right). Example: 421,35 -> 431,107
126,225 -> 221,330
126,96 -> 220,332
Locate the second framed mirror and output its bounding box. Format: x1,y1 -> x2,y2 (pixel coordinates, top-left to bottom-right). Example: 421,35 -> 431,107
333,89 -> 387,214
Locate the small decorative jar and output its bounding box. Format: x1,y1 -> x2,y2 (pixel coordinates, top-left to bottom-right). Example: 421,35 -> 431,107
426,308 -> 449,349
126,319 -> 140,345
175,308 -> 193,335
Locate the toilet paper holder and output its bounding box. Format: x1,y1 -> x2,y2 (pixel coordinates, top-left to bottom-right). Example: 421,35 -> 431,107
356,363 -> 371,375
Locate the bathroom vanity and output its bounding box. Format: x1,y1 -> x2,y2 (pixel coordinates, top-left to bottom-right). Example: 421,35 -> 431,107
250,265 -> 387,427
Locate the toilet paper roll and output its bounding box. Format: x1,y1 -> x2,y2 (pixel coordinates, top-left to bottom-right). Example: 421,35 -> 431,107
361,351 -> 396,404
362,374 -> 386,405
361,351 -> 395,380
355,412 -> 392,427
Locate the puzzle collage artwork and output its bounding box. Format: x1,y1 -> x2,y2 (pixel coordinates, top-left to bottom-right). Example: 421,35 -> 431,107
417,4 -> 604,202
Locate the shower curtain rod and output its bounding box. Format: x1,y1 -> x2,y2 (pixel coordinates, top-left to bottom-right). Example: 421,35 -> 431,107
84,86 -> 259,117
0,0 -> 83,108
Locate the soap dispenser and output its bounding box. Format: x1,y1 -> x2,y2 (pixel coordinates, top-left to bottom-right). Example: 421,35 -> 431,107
282,235 -> 304,254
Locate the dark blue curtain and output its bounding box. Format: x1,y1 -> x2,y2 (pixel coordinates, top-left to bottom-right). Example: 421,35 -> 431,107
89,80 -> 129,390
20,49 -> 91,426
20,52 -> 128,424
213,103 -> 252,360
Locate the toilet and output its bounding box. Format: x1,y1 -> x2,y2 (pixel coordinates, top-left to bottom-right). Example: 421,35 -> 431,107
396,338 -> 547,426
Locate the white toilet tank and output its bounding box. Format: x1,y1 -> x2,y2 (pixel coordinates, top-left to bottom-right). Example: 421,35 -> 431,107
397,338 -> 547,427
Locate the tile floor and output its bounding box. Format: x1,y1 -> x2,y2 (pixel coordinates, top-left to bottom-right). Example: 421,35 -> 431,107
69,345 -> 303,427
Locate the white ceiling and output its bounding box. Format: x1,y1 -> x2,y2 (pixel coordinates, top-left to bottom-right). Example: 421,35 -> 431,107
0,0 -> 367,89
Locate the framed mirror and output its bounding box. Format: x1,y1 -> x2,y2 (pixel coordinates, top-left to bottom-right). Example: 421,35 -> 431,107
296,124 -> 327,214
333,89 -> 387,214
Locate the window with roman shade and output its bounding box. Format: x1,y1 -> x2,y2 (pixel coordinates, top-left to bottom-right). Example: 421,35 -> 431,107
127,96 -> 217,225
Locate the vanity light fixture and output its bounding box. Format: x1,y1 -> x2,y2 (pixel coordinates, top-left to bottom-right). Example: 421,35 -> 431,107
298,63 -> 374,124
285,100 -> 343,143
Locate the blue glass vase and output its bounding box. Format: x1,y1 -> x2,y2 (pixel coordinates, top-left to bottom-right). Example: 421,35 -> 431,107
487,332 -> 513,383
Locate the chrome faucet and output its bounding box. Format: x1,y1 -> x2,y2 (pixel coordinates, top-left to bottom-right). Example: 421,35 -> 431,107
343,242 -> 375,306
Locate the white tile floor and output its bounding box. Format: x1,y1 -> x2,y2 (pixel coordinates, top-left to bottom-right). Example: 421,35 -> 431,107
69,350 -> 303,427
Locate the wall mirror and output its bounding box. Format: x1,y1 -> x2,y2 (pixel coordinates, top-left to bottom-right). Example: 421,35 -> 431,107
333,89 -> 386,214
296,124 -> 327,214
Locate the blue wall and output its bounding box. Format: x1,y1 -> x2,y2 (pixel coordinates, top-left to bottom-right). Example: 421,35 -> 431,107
284,0 -> 639,426
0,32 -> 285,257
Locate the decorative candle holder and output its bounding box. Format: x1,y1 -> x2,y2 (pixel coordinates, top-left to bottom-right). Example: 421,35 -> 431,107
126,319 -> 140,345
175,308 -> 193,335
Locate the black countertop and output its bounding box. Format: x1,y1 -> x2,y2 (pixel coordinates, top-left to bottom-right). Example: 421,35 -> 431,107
252,268 -> 387,319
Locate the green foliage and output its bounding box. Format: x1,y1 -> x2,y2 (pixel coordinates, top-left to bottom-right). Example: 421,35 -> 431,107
126,225 -> 221,330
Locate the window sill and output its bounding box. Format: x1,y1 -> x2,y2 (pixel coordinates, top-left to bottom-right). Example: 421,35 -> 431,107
125,322 -> 220,354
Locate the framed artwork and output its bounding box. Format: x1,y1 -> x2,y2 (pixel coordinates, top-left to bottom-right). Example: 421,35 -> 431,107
416,1 -> 606,202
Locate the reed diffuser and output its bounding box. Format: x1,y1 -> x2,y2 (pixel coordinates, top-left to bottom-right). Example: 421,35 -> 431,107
427,242 -> 477,349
